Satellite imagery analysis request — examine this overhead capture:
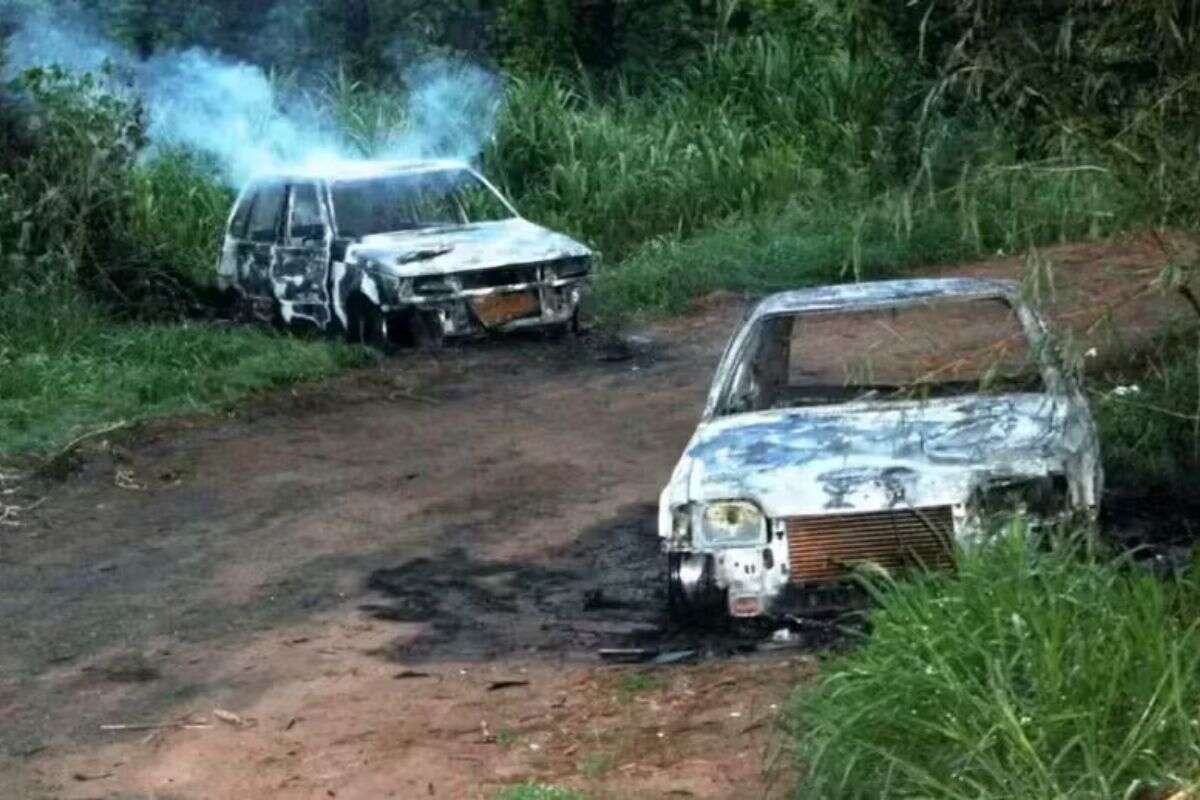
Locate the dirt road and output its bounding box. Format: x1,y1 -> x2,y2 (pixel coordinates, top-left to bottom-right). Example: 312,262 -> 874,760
0,234 -> 1192,799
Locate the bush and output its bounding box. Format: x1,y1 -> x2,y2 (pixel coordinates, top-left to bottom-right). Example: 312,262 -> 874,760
0,65 -> 358,455
592,155 -> 1132,321
787,523 -> 1200,799
0,67 -> 145,304
1095,328 -> 1200,493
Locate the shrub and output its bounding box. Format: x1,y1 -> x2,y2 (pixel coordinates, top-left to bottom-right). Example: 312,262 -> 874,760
1095,328 -> 1200,493
788,523 -> 1200,799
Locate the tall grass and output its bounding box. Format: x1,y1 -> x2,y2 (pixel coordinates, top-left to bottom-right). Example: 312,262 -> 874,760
1095,328 -> 1200,492
593,156 -> 1134,319
788,523 -> 1200,799
127,149 -> 233,290
484,35 -> 911,261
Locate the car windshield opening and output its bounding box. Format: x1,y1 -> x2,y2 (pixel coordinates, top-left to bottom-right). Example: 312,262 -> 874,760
331,169 -> 514,238
719,297 -> 1048,415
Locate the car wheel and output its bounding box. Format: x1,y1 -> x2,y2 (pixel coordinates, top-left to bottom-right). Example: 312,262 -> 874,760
667,553 -> 722,623
270,298 -> 288,331
231,291 -> 256,324
544,309 -> 581,341
409,310 -> 445,350
346,297 -> 394,354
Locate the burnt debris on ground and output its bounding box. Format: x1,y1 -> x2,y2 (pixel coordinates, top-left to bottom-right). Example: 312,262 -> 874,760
361,503 -> 854,664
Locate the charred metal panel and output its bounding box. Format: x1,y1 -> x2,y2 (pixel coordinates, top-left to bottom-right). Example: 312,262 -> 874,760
659,278 -> 1103,620
219,160 -> 594,340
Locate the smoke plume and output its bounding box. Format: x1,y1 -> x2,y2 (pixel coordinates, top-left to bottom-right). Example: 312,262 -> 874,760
0,2 -> 503,187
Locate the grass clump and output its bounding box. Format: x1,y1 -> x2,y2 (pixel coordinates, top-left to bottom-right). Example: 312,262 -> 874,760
788,523 -> 1200,799
593,158 -> 1131,320
0,303 -> 363,453
615,671 -> 667,699
1094,328 -> 1200,493
493,783 -> 586,800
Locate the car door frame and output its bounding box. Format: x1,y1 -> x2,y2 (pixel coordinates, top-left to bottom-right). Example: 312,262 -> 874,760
273,180 -> 335,329
243,180 -> 288,304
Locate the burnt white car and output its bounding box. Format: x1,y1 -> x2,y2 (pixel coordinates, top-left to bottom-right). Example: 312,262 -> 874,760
217,160 -> 593,346
659,278 -> 1102,619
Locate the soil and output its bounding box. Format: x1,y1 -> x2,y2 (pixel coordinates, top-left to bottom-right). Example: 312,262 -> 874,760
0,232 -> 1195,800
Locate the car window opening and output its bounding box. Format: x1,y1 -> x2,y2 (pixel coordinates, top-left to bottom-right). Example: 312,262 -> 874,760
330,169 -> 514,238
720,298 -> 1046,415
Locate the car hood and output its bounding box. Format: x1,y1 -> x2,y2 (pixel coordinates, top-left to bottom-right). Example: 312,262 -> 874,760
679,394 -> 1071,517
346,218 -> 592,277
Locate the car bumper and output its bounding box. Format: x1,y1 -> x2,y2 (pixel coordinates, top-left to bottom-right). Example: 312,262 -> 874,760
667,505 -> 1092,619
386,277 -> 589,337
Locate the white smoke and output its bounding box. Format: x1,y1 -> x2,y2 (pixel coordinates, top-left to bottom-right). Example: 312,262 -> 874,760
0,2 -> 503,187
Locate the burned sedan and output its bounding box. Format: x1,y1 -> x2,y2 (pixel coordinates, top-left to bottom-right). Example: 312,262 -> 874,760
217,160 -> 593,346
659,278 -> 1102,619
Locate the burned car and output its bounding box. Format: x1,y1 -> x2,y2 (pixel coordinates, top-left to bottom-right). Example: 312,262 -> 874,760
217,160 -> 593,346
658,278 -> 1102,619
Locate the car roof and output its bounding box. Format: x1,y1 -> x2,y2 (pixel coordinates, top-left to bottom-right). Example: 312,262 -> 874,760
751,277 -> 1022,319
248,158 -> 472,185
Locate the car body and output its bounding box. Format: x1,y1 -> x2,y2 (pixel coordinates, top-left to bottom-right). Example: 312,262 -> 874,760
658,278 -> 1102,619
217,160 -> 594,345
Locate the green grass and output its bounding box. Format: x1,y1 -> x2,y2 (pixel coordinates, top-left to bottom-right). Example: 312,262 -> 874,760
591,158 -> 1132,321
1094,328 -> 1200,492
787,522 -> 1200,799
615,671 -> 667,700
493,783 -> 586,800
0,303 -> 364,453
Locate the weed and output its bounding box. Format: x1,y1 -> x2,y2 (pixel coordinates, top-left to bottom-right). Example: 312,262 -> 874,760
787,521 -> 1200,799
1094,328 -> 1200,492
616,671 -> 667,700
0,308 -> 365,453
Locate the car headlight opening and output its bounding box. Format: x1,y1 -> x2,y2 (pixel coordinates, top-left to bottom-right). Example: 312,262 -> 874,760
975,474 -> 1070,519
700,501 -> 766,546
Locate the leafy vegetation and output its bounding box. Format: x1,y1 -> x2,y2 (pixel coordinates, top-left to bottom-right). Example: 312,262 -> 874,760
1095,329 -> 1200,493
788,523 -> 1200,799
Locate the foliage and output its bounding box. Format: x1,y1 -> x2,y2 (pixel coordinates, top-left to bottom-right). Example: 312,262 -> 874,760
0,304 -> 363,453
0,67 -> 146,306
0,65 -> 358,455
1095,328 -> 1200,493
486,31 -> 918,262
127,149 -> 233,291
788,522 -> 1200,799
593,151 -> 1131,320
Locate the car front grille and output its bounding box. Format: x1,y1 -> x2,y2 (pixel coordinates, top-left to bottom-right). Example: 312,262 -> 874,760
457,265 -> 541,290
784,506 -> 955,584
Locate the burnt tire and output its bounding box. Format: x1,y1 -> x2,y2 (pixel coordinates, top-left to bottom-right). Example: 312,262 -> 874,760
231,291 -> 256,324
544,309 -> 582,341
409,310 -> 445,350
667,553 -> 723,624
345,298 -> 394,355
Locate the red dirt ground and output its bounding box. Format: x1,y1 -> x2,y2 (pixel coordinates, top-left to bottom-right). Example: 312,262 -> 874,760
0,233 -> 1194,799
